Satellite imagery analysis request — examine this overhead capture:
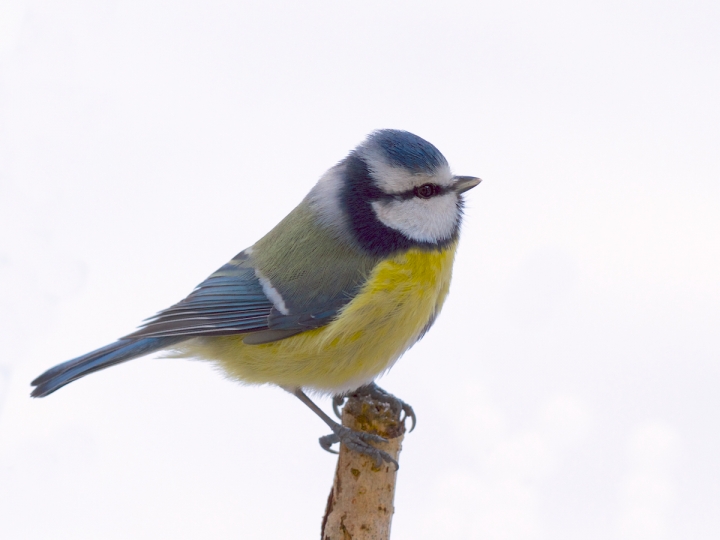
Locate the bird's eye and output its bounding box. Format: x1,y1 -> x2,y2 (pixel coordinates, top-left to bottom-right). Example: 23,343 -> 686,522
415,183 -> 439,199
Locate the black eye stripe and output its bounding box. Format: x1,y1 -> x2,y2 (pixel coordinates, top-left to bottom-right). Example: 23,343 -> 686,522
341,155 -> 460,255
415,183 -> 441,199
379,183 -> 447,201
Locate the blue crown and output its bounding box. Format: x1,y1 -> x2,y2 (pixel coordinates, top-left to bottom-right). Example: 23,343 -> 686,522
366,130 -> 448,173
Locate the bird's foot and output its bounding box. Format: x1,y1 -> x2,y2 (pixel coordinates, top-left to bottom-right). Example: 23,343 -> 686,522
332,383 -> 416,432
319,422 -> 398,469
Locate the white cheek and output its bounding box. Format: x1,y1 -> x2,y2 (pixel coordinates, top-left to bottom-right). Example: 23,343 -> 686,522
371,194 -> 459,243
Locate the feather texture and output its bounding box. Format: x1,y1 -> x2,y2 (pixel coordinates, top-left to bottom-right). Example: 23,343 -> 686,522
30,129 -> 476,399
31,337 -> 182,397
127,203 -> 380,341
173,244 -> 457,394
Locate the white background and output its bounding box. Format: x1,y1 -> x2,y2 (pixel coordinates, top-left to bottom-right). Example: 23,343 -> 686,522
1,1 -> 719,538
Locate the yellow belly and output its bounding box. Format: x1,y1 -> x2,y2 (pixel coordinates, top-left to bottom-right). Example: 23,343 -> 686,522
177,244 -> 457,393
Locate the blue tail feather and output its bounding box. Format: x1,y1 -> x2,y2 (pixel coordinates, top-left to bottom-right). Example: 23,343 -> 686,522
31,336 -> 183,398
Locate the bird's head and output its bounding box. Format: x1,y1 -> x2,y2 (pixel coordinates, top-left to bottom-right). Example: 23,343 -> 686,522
308,129 -> 481,257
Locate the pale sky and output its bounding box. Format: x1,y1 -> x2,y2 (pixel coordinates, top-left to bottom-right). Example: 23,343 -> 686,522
1,1 -> 719,539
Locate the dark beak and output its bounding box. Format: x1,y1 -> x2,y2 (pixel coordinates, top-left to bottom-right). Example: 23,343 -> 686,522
452,176 -> 482,194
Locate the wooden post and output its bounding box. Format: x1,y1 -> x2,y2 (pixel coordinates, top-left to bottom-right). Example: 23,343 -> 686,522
321,394 -> 406,540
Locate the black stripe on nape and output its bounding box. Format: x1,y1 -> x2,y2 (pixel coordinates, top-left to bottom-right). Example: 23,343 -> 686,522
340,154 -> 458,257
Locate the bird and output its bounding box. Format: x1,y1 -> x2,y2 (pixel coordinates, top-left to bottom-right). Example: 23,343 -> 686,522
31,129 -> 481,466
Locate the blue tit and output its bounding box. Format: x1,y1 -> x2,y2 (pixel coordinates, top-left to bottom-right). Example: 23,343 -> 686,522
31,129 -> 481,465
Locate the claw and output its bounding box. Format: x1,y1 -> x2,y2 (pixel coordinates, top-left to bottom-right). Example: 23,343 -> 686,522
290,386 -> 402,469
319,433 -> 340,454
320,424 -> 397,469
401,402 -> 417,433
349,383 -> 417,432
332,395 -> 346,420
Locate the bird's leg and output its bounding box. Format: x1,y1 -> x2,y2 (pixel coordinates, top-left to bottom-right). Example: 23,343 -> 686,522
290,388 -> 398,468
332,382 -> 416,432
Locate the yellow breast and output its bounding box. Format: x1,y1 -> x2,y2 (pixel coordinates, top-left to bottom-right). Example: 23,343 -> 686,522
180,243 -> 457,393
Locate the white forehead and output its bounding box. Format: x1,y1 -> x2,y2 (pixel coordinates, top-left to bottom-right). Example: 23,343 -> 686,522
360,146 -> 454,193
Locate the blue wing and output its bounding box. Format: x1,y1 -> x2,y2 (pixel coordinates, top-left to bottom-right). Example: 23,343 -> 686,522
125,249 -> 351,341
31,250 -> 331,397
31,246 -> 373,397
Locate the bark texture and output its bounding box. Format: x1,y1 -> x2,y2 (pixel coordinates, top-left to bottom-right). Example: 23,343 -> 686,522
321,395 -> 406,540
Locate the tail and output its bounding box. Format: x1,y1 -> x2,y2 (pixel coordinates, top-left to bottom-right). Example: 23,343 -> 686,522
31,336 -> 183,398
